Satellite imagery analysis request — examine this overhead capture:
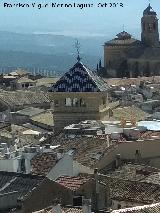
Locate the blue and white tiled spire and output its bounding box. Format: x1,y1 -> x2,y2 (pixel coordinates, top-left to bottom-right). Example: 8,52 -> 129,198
49,58 -> 109,92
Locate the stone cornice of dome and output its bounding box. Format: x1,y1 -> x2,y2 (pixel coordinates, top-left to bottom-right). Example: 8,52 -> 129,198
116,31 -> 132,39
104,38 -> 141,47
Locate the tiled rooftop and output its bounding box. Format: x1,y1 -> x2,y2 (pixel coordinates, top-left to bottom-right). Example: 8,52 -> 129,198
33,207 -> 83,213
139,131 -> 160,140
56,176 -> 91,191
0,171 -> 43,200
31,111 -> 54,127
63,208 -> 83,213
103,76 -> 160,87
101,176 -> 160,204
16,77 -> 35,83
36,77 -> 60,87
111,202 -> 160,213
31,152 -> 57,176
108,164 -> 159,181
16,107 -> 45,117
0,90 -> 50,107
9,69 -> 29,76
112,106 -> 149,121
105,38 -> 139,46
52,136 -> 118,168
142,172 -> 160,185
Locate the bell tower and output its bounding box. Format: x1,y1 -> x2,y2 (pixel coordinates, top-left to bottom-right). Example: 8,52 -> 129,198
141,4 -> 159,47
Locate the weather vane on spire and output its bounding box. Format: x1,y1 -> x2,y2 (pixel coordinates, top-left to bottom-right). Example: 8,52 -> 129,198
75,39 -> 81,62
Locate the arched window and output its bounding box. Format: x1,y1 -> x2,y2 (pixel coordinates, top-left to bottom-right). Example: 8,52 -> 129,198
153,22 -> 156,30
54,100 -> 59,107
73,98 -> 79,107
80,98 -> 86,107
65,98 -> 72,106
148,23 -> 152,31
143,22 -> 145,31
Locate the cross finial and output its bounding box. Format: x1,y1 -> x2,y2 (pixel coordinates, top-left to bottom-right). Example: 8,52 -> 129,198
75,39 -> 81,62
123,24 -> 125,32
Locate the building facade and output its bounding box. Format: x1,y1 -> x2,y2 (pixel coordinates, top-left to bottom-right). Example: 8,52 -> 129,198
49,58 -> 110,133
103,4 -> 160,78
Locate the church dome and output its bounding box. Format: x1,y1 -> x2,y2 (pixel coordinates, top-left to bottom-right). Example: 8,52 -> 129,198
116,31 -> 132,40
143,4 -> 157,16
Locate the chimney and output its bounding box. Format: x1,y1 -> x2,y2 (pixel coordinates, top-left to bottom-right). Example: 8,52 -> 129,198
94,168 -> 100,211
135,150 -> 141,163
82,199 -> 92,213
115,154 -> 121,169
57,148 -> 64,160
94,168 -> 99,194
51,199 -> 62,213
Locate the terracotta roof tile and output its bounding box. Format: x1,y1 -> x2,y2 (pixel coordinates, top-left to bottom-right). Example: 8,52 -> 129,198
139,131 -> 160,140
101,176 -> 160,204
111,202 -> 160,212
0,90 -> 50,107
33,207 -> 83,213
0,171 -> 43,201
31,153 -> 57,176
56,176 -> 91,191
51,136 -> 119,168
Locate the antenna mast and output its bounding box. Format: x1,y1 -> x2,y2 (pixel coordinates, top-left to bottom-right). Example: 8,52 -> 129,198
75,39 -> 81,62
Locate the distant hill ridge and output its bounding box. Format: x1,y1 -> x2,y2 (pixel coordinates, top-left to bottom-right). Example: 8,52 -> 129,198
0,31 -> 108,73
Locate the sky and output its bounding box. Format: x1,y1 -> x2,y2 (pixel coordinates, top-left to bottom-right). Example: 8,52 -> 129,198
0,0 -> 160,38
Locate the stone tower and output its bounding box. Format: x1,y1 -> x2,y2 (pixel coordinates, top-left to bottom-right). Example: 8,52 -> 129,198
49,58 -> 110,134
141,4 -> 159,47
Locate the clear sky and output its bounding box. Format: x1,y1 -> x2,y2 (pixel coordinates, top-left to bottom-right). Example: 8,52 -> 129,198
0,0 -> 160,38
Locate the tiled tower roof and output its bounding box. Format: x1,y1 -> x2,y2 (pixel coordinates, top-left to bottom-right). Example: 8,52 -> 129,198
143,4 -> 157,16
49,61 -> 109,92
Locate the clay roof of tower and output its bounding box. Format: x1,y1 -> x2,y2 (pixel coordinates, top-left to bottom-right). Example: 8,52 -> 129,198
143,4 -> 157,16
49,61 -> 109,92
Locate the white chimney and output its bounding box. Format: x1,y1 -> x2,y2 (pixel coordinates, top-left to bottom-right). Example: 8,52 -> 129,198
82,199 -> 92,213
51,204 -> 62,213
57,149 -> 64,160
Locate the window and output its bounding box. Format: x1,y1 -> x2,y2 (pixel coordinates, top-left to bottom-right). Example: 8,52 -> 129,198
65,98 -> 72,106
73,196 -> 83,206
73,98 -> 79,107
25,83 -> 29,88
143,22 -> 145,31
54,100 -> 59,107
117,204 -> 121,209
80,98 -> 86,107
148,23 -> 153,31
20,158 -> 26,173
153,22 -> 156,30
